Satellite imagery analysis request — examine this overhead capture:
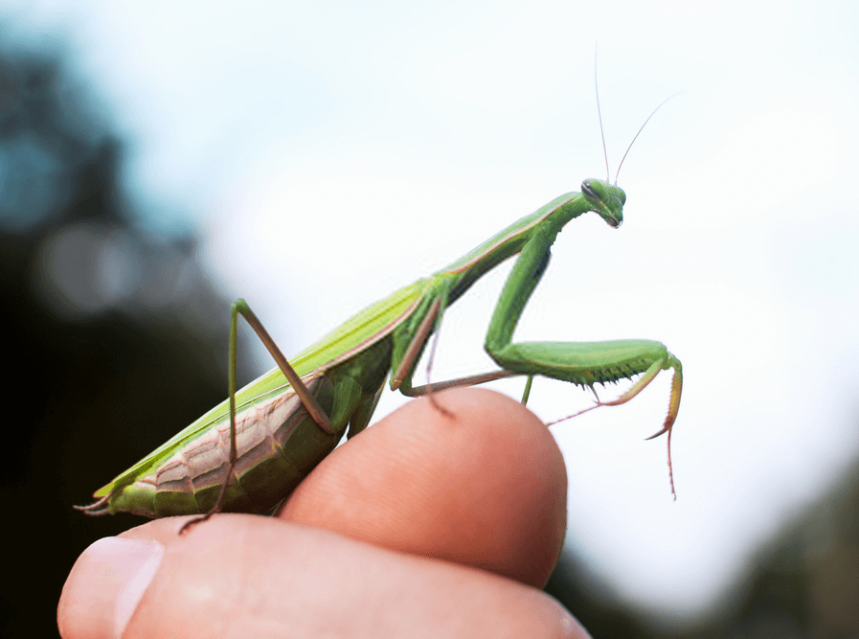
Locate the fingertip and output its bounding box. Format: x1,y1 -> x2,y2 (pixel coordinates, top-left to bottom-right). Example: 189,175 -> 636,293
280,387 -> 567,586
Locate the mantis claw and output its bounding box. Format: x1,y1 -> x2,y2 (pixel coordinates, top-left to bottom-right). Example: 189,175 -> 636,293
427,390 -> 454,419
645,424 -> 670,440
179,512 -> 214,535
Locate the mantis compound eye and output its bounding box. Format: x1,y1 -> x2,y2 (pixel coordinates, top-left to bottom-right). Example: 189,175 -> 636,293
581,179 -> 600,200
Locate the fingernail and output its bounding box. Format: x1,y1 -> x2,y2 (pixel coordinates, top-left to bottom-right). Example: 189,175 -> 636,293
58,537 -> 164,639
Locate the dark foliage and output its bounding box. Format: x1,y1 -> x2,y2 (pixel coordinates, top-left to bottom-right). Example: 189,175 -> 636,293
0,43 -> 242,639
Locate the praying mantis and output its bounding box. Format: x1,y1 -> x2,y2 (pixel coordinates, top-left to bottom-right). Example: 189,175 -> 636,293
77,91 -> 683,522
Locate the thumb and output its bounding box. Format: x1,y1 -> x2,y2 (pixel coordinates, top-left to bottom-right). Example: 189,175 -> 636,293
58,516 -> 585,638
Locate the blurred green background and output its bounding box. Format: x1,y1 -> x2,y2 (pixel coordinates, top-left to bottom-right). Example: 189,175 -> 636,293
2,3 -> 857,638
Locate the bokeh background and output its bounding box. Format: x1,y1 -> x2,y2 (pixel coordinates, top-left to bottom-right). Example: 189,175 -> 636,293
2,2 -> 857,638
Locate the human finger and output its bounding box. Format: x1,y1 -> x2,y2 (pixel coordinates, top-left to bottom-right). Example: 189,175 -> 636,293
279,387 -> 568,587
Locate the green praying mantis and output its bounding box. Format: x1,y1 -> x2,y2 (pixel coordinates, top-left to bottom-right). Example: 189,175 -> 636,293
77,88 -> 683,522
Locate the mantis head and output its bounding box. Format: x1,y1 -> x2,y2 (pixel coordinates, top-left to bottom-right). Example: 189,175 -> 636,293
581,179 -> 625,228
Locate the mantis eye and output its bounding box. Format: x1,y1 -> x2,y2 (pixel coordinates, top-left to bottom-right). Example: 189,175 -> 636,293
581,180 -> 599,200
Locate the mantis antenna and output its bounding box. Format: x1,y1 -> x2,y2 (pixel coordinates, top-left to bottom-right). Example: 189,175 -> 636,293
615,91 -> 683,183
593,44 -> 682,184
594,46 -> 611,183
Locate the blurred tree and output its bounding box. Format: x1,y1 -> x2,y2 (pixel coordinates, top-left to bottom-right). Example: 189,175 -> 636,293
0,41 -> 246,639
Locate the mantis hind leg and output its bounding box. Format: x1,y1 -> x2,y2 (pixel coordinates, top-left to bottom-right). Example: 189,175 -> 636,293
181,299 -> 338,533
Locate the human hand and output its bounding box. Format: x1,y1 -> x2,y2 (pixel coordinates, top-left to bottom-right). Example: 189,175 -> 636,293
58,388 -> 588,638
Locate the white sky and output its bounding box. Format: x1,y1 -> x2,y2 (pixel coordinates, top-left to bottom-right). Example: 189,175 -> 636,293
11,0 -> 859,629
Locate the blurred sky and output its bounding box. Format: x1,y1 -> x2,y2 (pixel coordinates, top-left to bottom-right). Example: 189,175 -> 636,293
8,0 -> 859,629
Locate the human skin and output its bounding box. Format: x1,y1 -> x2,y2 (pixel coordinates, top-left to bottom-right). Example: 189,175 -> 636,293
58,388 -> 589,638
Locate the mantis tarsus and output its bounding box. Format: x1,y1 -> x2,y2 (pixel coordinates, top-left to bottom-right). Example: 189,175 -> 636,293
77,98 -> 683,522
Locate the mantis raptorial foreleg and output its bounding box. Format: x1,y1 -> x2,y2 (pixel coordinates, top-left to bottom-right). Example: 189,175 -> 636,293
483,224 -> 683,496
